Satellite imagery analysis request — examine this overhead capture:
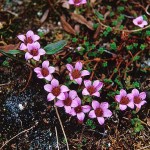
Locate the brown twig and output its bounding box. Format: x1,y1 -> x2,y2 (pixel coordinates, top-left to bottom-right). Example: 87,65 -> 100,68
0,122 -> 38,149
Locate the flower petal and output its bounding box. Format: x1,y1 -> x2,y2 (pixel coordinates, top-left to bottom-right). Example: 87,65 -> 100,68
34,67 -> 41,73
92,100 -> 100,110
26,30 -> 34,37
115,95 -> 122,102
60,85 -> 69,92
74,97 -> 81,105
82,88 -> 90,95
132,89 -> 139,97
95,81 -> 103,91
25,52 -> 33,60
84,80 -> 91,88
75,61 -> 82,70
82,105 -> 91,113
33,55 -> 40,61
71,99 -> 78,107
75,78 -> 82,85
51,79 -> 59,87
139,92 -> 146,100
55,100 -> 64,107
33,34 -> 40,41
47,93 -> 55,101
69,90 -> 77,100
64,106 -> 71,113
103,109 -> 112,117
39,48 -> 46,55
100,102 -> 109,109
17,35 -> 26,42
20,43 -> 27,50
45,74 -> 52,81
69,108 -> 76,116
66,64 -> 73,72
57,93 -> 65,100
119,104 -> 127,111
48,66 -> 55,73
42,60 -> 49,68
97,117 -> 105,125
92,92 -> 100,97
81,70 -> 90,77
77,112 -> 85,121
127,101 -> 134,109
44,84 -> 52,92
89,110 -> 96,118
120,89 -> 127,97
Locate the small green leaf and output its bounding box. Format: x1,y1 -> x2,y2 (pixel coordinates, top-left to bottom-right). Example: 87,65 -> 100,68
94,10 -> 104,21
44,40 -> 67,55
6,50 -> 22,55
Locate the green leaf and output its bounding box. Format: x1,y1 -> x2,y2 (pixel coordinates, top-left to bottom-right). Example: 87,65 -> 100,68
44,40 -> 67,55
6,50 -> 22,55
94,10 -> 104,21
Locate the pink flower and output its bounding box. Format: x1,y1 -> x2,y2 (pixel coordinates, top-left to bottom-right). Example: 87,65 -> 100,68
115,89 -> 134,111
44,79 -> 69,101
55,90 -> 79,113
69,97 -> 91,122
25,42 -> 46,61
89,101 -> 112,125
66,61 -> 90,85
133,16 -> 148,28
82,80 -> 103,97
34,60 -> 55,81
68,0 -> 87,6
17,30 -> 40,50
128,89 -> 146,109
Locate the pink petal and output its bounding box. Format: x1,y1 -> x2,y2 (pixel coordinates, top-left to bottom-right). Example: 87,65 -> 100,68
39,48 -> 46,55
25,52 -> 33,60
69,90 -> 77,100
139,100 -> 147,106
103,109 -> 112,117
100,102 -> 109,109
69,73 -> 73,80
71,99 -> 78,107
81,70 -> 90,77
64,106 -> 71,113
127,93 -> 133,101
82,0 -> 87,4
48,66 -> 55,73
17,35 -> 25,42
143,20 -> 148,26
26,30 -> 34,37
119,104 -> 127,111
82,105 -> 91,113
139,92 -> 146,100
115,95 -> 122,102
55,100 -> 64,107
77,112 -> 85,121
47,93 -> 55,101
75,78 -> 82,85
68,0 -> 74,4
33,55 -> 40,61
27,43 -> 33,51
84,80 -> 91,88
44,84 -> 52,92
66,64 -> 73,72
34,67 -> 41,73
92,92 -> 100,97
75,61 -> 82,70
69,108 -> 76,116
95,82 -> 103,91
127,101 -> 134,109
45,74 -> 52,81
135,101 -> 146,109
51,79 -> 59,87
92,100 -> 100,110
93,80 -> 100,88
82,88 -> 90,95
132,89 -> 139,97
20,43 -> 27,50
120,89 -> 127,97
60,85 -> 69,92
57,93 -> 65,100
89,110 -> 96,118
74,97 -> 81,105
37,74 -> 44,79
42,60 -> 49,68
33,34 -> 40,41
97,117 -> 105,125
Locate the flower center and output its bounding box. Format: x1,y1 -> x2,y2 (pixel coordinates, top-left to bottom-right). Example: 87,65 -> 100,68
64,98 -> 72,106
134,96 -> 141,104
75,105 -> 82,113
41,68 -> 49,77
137,21 -> 143,25
52,87 -> 61,96
120,96 -> 129,105
71,69 -> 81,79
27,36 -> 33,44
30,49 -> 38,56
74,0 -> 81,4
95,108 -> 103,117
87,86 -> 96,95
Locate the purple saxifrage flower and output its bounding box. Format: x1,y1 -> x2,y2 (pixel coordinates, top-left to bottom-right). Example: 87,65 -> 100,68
115,89 -> 134,111
44,79 -> 69,101
55,90 -> 79,113
17,30 -> 40,50
25,42 -> 46,61
128,89 -> 146,109
89,101 -> 112,125
69,97 -> 91,122
66,61 -> 90,85
133,16 -> 148,28
34,60 -> 55,81
82,80 -> 103,97
68,0 -> 87,6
